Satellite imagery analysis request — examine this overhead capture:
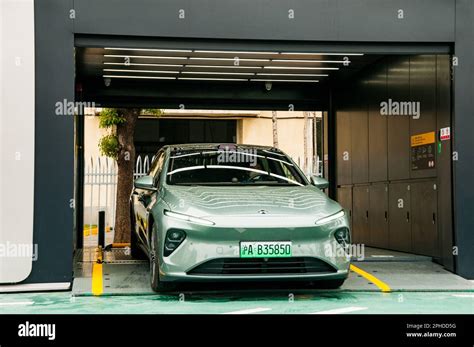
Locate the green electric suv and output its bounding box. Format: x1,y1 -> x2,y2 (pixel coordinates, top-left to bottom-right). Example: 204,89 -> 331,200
130,144 -> 351,291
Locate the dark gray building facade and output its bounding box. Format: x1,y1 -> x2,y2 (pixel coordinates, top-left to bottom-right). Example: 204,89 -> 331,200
25,0 -> 474,287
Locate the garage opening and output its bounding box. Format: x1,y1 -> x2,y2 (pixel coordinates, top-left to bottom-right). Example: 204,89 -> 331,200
72,40 -> 464,294
81,108 -> 323,249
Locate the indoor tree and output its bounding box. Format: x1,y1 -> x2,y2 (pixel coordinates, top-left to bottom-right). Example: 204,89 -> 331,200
272,110 -> 279,148
97,108 -> 162,243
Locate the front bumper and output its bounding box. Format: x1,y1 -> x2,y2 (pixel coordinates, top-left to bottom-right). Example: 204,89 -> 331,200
157,213 -> 351,283
161,270 -> 350,283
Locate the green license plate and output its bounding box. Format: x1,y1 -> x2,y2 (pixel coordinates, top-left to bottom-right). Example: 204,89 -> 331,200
240,241 -> 292,258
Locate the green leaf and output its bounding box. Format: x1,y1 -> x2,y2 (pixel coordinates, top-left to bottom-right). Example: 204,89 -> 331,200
141,108 -> 163,117
98,134 -> 119,159
98,108 -> 126,128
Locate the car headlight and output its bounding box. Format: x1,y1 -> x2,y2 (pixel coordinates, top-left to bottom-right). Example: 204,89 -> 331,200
315,210 -> 345,225
164,210 -> 215,226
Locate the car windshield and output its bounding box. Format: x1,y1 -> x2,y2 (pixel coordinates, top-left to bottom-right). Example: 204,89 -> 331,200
166,147 -> 307,186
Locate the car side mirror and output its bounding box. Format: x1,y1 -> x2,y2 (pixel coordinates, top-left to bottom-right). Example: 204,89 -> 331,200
310,176 -> 329,189
134,175 -> 156,191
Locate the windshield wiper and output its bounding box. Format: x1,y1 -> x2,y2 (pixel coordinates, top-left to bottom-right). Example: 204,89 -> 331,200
171,182 -> 299,186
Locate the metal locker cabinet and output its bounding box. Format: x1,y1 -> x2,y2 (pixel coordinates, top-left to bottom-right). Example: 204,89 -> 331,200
411,180 -> 439,257
350,82 -> 369,184
336,97 -> 352,185
368,63 -> 388,182
337,186 -> 353,231
369,183 -> 389,248
435,54 -> 454,271
409,55 -> 437,180
352,185 -> 370,245
388,182 -> 412,252
387,56 -> 411,181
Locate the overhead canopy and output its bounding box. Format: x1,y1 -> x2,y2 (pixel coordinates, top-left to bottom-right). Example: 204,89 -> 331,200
76,45 -> 383,110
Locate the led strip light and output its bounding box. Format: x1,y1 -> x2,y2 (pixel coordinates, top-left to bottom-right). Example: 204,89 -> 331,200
103,74 -> 320,83
101,47 -> 364,82
105,47 -> 364,56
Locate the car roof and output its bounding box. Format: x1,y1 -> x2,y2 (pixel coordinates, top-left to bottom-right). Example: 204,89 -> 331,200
164,143 -> 283,152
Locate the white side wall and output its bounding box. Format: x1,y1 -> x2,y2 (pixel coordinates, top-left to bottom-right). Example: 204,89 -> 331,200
83,116 -> 116,228
0,0 -> 35,283
238,111 -> 322,174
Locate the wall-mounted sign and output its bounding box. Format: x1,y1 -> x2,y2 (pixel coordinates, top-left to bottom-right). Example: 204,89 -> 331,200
440,127 -> 451,141
411,131 -> 435,147
411,131 -> 436,170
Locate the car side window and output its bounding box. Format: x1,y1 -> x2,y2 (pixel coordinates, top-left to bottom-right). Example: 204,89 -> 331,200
149,151 -> 165,186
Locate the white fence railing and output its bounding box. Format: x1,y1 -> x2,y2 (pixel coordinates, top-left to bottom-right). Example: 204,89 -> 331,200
83,157 -> 117,237
83,153 -> 323,238
134,154 -> 156,179
83,154 -> 154,238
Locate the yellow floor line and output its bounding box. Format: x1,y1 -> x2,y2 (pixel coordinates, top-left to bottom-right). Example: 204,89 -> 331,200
91,263 -> 103,296
350,264 -> 391,292
91,248 -> 103,296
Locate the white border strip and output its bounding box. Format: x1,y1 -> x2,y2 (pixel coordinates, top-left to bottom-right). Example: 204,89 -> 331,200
224,307 -> 272,314
0,301 -> 34,306
0,282 -> 70,293
309,306 -> 368,314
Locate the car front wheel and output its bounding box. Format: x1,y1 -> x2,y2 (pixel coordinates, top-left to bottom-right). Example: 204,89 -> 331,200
150,223 -> 175,292
309,278 -> 346,290
130,208 -> 146,260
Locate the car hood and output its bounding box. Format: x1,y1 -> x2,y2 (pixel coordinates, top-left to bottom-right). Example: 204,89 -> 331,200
162,185 -> 342,220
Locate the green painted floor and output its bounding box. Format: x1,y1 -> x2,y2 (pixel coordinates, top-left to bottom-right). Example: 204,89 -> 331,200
0,291 -> 473,314
3,247 -> 472,314
72,247 -> 474,295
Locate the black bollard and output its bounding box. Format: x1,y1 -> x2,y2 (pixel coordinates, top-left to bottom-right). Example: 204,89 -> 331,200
98,211 -> 105,248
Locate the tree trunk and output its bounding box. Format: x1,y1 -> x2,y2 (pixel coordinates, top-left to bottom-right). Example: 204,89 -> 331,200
114,108 -> 139,243
272,111 -> 279,148
313,112 -> 318,175
303,111 -> 308,174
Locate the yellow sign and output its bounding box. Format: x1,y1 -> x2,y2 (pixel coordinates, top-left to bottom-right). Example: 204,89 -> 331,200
411,132 -> 435,147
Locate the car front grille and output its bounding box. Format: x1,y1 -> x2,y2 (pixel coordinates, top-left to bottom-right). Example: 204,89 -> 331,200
187,257 -> 337,276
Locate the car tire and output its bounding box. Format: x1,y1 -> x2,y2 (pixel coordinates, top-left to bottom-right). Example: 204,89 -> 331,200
321,279 -> 346,289
310,279 -> 346,289
150,223 -> 175,292
130,208 -> 147,260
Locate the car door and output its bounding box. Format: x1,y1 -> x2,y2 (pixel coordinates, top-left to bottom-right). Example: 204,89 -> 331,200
133,151 -> 164,245
141,151 -> 166,247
